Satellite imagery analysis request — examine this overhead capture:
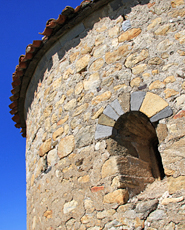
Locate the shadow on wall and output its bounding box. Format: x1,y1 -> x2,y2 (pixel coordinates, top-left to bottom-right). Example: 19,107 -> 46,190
107,111 -> 165,197
24,0 -> 150,117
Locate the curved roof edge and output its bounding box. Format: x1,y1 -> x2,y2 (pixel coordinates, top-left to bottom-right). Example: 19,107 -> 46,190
9,0 -> 113,137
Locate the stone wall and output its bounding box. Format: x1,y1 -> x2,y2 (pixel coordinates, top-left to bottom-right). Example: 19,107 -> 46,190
26,0 -> 185,229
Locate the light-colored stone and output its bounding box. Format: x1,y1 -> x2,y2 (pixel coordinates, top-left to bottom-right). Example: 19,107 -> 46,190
57,114 -> 69,126
44,210 -> 52,219
39,138 -> 52,157
75,82 -> 83,95
89,58 -> 104,72
63,68 -> 74,80
140,92 -> 168,117
70,51 -> 79,63
81,44 -> 93,55
130,77 -> 141,87
55,95 -> 66,108
113,84 -> 127,91
175,30 -> 185,44
125,49 -> 149,68
168,176 -> 185,194
92,91 -> 112,105
182,82 -> 185,90
157,39 -> 173,51
102,157 -> 118,178
84,199 -> 94,213
147,17 -> 162,30
103,189 -> 129,204
108,26 -> 119,37
47,149 -> 58,166
96,24 -> 107,32
63,200 -> 78,214
76,54 -> 91,72
64,99 -> 76,111
149,80 -> 165,90
164,88 -> 179,98
93,45 -> 107,58
154,24 -> 171,36
53,127 -> 64,141
132,64 -> 147,75
91,107 -> 104,119
58,135 -> 75,159
43,105 -> 53,118
66,88 -> 74,96
105,45 -> 130,64
78,175 -> 90,183
97,209 -> 116,219
148,57 -> 163,65
72,103 -> 89,117
161,196 -> 184,205
83,73 -> 100,91
118,28 -> 142,42
171,0 -> 185,8
164,75 -> 176,83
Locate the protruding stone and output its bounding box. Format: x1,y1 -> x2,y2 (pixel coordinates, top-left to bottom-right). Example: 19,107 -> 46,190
131,91 -> 146,111
52,127 -> 64,141
149,80 -> 165,90
93,45 -> 107,58
150,106 -> 173,122
110,99 -> 124,116
132,64 -> 147,75
63,200 -> 78,214
168,176 -> 185,194
118,28 -> 141,42
57,114 -> 69,125
161,196 -> 184,205
148,57 -> 163,65
95,124 -> 113,140
98,114 -> 115,127
75,82 -> 83,95
72,103 -> 88,117
44,210 -> 52,219
108,25 -> 120,37
105,45 -> 129,64
171,0 -> 185,8
103,105 -> 119,120
102,157 -> 118,178
63,68 -> 74,80
58,135 -> 75,159
91,107 -> 104,119
64,99 -> 76,111
175,30 -> 185,44
39,138 -> 52,157
130,77 -> 141,87
164,75 -> 176,83
89,58 -> 104,72
140,92 -> 168,118
103,189 -> 129,204
92,91 -> 112,105
154,24 -> 171,36
125,49 -> 149,68
76,54 -> 91,72
83,73 -> 100,91
147,17 -> 162,30
164,88 -> 179,98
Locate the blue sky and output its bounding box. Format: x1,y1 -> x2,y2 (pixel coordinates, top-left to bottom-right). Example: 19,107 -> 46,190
0,0 -> 82,229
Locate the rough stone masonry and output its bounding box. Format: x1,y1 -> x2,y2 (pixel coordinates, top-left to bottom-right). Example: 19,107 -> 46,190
21,0 -> 185,229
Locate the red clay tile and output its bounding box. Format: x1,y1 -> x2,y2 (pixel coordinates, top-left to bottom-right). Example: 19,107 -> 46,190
12,79 -> 21,88
91,186 -> 104,192
12,114 -> 20,123
26,44 -> 35,53
56,14 -> 66,24
9,93 -> 19,102
32,40 -> 43,47
15,123 -> 21,128
39,27 -> 53,36
9,101 -> 18,109
10,107 -> 18,115
46,19 -> 57,28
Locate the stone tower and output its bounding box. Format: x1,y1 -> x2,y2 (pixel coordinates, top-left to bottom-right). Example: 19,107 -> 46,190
10,0 -> 185,229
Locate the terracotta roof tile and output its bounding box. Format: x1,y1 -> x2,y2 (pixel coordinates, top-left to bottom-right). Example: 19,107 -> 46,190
9,0 -> 108,137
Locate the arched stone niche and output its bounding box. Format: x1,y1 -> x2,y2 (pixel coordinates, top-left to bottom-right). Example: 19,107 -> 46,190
95,91 -> 172,197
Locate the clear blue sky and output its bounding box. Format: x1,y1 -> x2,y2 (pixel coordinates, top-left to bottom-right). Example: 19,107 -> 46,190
0,1 -> 82,229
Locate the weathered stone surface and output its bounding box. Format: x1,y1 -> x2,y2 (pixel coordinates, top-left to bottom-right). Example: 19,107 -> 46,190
164,88 -> 179,98
96,24 -> 107,33
97,209 -> 116,219
135,199 -> 158,218
103,105 -> 119,120
95,124 -> 113,140
57,114 -> 69,126
113,84 -> 127,91
161,196 -> 184,205
75,82 -> 83,95
55,95 -> 66,108
63,200 -> 78,214
89,58 -> 104,72
102,157 -> 118,178
39,138 -> 52,157
118,28 -> 141,42
72,103 -> 88,117
173,110 -> 185,119
152,69 -> 159,75
44,210 -> 52,219
140,92 -> 168,117
164,75 -> 176,83
91,91 -> 112,105
78,175 -> 90,183
91,107 -> 104,119
63,68 -> 74,80
154,24 -> 171,35
171,0 -> 185,8
35,156 -> 47,178
147,210 -> 166,221
149,80 -> 165,90
157,39 -> 173,51
83,73 -> 100,91
52,127 -> 64,141
47,149 -> 58,166
93,45 -> 107,58
108,26 -> 119,37
147,17 -> 162,30
125,49 -> 149,68
76,54 -> 91,72
58,135 -> 75,159
176,94 -> 185,106
175,30 -> 185,44
168,176 -> 185,194
156,124 -> 168,143
98,114 -> 115,127
103,189 -> 129,204
132,64 -> 147,75
70,51 -> 79,63
110,99 -> 124,116
43,105 -> 53,118
131,91 -> 146,111
81,44 -> 93,55
64,99 -> 76,111
148,57 -> 163,65
105,45 -> 129,64
75,126 -> 94,148
130,77 -> 141,87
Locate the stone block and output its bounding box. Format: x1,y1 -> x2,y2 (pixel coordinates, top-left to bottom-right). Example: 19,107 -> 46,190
110,99 -> 124,116
131,91 -> 146,111
95,124 -> 113,140
103,189 -> 129,204
103,105 -> 119,120
98,114 -> 115,127
150,106 -> 173,122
